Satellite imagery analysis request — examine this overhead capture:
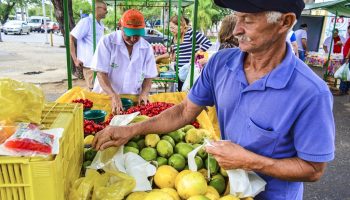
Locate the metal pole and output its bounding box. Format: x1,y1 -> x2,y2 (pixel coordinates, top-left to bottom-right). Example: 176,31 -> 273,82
189,0 -> 199,88
324,11 -> 338,80
114,0 -> 117,31
162,5 -> 165,40
63,0 -> 72,89
92,0 -> 97,51
42,0 -> 49,44
175,0 -> 182,85
92,0 -> 97,79
167,0 -> 171,52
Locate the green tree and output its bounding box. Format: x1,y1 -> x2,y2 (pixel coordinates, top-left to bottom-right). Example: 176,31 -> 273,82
72,0 -> 91,22
185,0 -> 220,34
0,0 -> 40,24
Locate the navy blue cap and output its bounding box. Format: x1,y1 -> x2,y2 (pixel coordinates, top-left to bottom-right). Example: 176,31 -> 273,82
214,0 -> 305,19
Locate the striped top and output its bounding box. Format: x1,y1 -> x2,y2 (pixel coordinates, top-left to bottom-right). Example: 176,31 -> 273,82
172,28 -> 212,68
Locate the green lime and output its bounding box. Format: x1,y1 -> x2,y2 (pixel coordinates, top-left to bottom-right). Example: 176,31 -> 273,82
84,148 -> 97,161
126,141 -> 139,149
161,135 -> 176,147
205,155 -> 219,175
168,153 -> 186,171
124,146 -> 139,154
209,174 -> 226,194
175,143 -> 194,158
137,139 -> 145,149
183,125 -> 195,132
156,157 -> 168,166
168,130 -> 185,143
195,156 -> 204,170
140,147 -> 157,161
156,140 -> 174,158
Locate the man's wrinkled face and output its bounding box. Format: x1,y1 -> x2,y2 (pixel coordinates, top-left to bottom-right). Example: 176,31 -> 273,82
121,28 -> 141,46
233,12 -> 282,53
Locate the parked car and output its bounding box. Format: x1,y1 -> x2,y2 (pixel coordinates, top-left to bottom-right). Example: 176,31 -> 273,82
3,20 -> 30,35
28,16 -> 50,32
40,22 -> 60,33
143,28 -> 168,44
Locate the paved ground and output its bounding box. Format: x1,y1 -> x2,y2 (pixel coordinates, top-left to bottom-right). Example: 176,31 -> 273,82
0,39 -> 349,199
303,67 -> 350,199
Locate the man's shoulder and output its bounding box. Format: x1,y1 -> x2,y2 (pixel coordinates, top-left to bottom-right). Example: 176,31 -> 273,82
293,59 -> 330,93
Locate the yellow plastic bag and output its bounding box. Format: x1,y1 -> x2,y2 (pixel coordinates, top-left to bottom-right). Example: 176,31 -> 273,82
0,78 -> 44,124
92,169 -> 135,200
69,168 -> 135,200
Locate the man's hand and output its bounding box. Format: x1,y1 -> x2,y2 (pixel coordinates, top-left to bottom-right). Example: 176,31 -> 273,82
92,125 -> 135,150
205,141 -> 254,170
336,41 -> 342,46
111,94 -> 123,115
138,93 -> 149,105
74,59 -> 84,68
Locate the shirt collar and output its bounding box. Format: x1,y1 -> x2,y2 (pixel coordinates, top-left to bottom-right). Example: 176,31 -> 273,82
224,44 -> 296,90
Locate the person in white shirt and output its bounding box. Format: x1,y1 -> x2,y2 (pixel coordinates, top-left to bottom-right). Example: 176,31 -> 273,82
295,23 -> 308,61
91,9 -> 158,114
70,1 -> 107,90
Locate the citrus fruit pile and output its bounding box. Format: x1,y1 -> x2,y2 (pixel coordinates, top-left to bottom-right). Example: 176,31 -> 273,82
124,115 -> 253,200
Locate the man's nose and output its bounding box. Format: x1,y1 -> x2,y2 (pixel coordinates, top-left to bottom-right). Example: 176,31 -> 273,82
233,20 -> 244,37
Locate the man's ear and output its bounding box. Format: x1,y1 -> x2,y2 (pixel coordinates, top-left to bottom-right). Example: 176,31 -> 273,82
279,13 -> 297,33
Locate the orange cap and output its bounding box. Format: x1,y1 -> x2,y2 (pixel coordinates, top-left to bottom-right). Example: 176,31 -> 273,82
120,9 -> 146,36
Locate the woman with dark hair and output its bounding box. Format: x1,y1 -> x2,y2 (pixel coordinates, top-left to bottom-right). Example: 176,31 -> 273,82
156,15 -> 212,91
218,14 -> 238,50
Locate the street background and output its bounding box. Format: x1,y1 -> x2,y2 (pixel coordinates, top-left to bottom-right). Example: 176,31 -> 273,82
0,32 -> 349,199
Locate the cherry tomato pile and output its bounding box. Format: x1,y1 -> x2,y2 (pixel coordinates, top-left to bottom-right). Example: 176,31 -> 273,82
72,99 -> 93,110
121,102 -> 200,128
84,119 -> 105,135
122,102 -> 175,117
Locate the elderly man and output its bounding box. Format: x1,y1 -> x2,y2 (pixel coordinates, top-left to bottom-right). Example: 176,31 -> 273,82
70,0 -> 107,90
92,1 -> 335,199
91,9 -> 158,114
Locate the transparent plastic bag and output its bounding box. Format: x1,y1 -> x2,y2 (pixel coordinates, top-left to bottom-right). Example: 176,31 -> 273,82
1,123 -> 63,156
334,63 -> 350,81
188,139 -> 266,198
0,78 -> 45,124
4,123 -> 53,155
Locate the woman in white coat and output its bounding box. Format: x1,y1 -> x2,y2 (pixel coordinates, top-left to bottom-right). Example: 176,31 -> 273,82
91,9 -> 158,114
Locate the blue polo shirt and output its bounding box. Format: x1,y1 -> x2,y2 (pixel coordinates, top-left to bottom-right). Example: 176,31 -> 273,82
188,46 -> 335,200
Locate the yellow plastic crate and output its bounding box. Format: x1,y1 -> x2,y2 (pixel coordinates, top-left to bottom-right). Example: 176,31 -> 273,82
0,102 -> 84,200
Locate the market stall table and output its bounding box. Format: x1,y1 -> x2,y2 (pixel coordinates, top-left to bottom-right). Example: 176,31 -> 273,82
305,52 -> 343,75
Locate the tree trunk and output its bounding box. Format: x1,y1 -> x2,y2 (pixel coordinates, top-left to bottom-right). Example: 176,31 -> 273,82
1,2 -> 16,24
51,0 -> 75,38
21,6 -> 25,21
